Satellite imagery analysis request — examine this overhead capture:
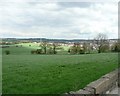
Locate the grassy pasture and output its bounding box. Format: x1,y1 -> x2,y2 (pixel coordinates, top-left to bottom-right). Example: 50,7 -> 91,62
2,43 -> 69,55
2,43 -> 118,94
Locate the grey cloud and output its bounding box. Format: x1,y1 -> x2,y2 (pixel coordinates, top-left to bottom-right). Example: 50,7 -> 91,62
58,2 -> 92,8
0,2 -> 118,39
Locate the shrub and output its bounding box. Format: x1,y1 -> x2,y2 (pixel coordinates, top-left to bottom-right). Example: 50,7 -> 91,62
69,45 -> 85,54
47,47 -> 57,54
111,42 -> 120,52
100,44 -> 110,52
5,50 -> 10,55
31,50 -> 36,54
68,49 -> 70,53
79,49 -> 85,54
36,49 -> 42,54
70,46 -> 77,54
54,51 -> 57,54
47,48 -> 53,54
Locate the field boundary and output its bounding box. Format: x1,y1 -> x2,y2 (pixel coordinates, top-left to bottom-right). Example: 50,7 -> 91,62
65,68 -> 119,95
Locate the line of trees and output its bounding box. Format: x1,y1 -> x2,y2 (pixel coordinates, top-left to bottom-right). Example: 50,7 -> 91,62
31,33 -> 120,55
3,33 -> 119,55
68,33 -> 120,54
68,43 -> 93,54
31,42 -> 57,54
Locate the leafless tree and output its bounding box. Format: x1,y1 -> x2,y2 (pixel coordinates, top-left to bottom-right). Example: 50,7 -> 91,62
94,33 -> 108,53
53,43 -> 58,54
40,41 -> 47,54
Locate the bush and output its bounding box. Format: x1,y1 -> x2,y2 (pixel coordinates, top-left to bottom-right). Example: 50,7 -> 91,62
5,50 -> 10,55
70,46 -> 77,54
54,51 -> 57,54
79,49 -> 85,54
31,50 -> 36,54
69,45 -> 85,54
100,44 -> 110,52
68,49 -> 70,53
31,49 -> 42,54
47,48 -> 53,54
111,42 -> 120,52
47,47 -> 57,54
36,49 -> 42,54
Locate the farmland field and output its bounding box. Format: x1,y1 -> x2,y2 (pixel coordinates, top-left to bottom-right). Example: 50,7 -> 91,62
2,44 -> 118,94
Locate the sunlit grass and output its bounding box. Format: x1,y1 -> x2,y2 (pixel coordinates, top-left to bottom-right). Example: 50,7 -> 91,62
2,52 -> 118,94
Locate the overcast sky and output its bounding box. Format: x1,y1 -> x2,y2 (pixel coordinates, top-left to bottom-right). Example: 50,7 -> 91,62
0,0 -> 118,39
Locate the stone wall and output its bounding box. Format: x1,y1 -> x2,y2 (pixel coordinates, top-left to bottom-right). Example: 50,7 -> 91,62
65,69 -> 119,95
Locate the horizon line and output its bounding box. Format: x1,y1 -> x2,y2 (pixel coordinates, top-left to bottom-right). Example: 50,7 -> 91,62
1,37 -> 118,40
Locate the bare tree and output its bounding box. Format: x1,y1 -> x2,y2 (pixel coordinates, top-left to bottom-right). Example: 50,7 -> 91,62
53,43 -> 58,54
40,42 -> 47,54
94,33 -> 108,53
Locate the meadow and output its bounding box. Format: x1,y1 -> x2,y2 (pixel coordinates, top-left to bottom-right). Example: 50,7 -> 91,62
2,43 -> 118,94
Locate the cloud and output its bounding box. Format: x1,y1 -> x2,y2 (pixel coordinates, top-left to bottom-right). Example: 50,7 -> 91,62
0,1 -> 118,39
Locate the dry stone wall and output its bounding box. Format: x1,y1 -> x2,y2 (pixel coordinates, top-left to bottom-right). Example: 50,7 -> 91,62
64,69 -> 119,95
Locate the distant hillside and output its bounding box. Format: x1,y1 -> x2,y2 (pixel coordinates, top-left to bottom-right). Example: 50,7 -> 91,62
1,38 -> 118,43
1,38 -> 93,43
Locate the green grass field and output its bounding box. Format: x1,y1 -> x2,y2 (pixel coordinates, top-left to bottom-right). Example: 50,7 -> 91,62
2,43 -> 118,94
